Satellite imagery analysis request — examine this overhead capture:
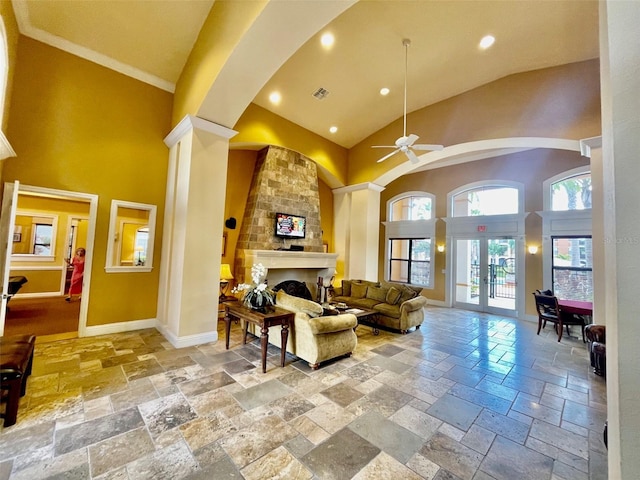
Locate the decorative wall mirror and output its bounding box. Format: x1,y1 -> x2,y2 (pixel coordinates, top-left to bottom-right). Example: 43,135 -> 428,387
105,200 -> 156,273
11,212 -> 58,260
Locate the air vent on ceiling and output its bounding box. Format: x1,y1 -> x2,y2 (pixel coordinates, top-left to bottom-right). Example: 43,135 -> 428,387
312,87 -> 329,100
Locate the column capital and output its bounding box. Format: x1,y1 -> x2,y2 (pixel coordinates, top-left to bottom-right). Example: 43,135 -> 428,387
580,136 -> 602,157
333,182 -> 385,195
164,114 -> 238,148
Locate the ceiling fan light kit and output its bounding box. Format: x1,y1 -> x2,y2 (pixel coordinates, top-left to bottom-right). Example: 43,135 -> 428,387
372,38 -> 444,164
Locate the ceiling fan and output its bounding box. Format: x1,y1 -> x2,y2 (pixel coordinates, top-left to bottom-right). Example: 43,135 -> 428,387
372,39 -> 444,164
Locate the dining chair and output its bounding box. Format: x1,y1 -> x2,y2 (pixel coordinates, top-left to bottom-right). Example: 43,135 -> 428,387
533,292 -> 586,342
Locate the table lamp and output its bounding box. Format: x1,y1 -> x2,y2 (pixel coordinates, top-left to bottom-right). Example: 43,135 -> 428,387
219,263 -> 234,301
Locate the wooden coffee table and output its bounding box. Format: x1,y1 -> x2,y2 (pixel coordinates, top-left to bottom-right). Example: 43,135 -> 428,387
224,303 -> 294,373
340,306 -> 380,335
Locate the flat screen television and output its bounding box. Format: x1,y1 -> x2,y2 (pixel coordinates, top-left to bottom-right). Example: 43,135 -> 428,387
275,212 -> 306,239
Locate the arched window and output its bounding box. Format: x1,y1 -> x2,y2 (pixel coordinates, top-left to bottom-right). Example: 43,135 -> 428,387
550,170 -> 591,211
541,167 -> 592,301
451,184 -> 520,217
389,194 -> 433,221
385,192 -> 436,288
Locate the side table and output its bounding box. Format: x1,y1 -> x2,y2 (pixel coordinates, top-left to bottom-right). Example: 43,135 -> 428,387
224,303 -> 294,373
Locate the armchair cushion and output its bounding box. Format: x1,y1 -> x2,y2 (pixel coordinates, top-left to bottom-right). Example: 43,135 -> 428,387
276,290 -> 323,318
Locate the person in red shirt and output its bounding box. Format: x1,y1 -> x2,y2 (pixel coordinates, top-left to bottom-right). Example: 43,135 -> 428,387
65,247 -> 86,302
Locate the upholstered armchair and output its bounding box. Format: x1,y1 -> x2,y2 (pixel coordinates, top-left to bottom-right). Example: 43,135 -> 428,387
585,324 -> 606,377
270,290 -> 358,369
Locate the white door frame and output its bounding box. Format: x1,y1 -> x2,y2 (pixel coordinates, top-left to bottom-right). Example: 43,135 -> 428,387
0,184 -> 98,337
443,213 -> 529,318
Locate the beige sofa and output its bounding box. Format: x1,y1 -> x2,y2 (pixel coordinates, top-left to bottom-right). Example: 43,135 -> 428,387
332,279 -> 427,334
267,290 -> 358,369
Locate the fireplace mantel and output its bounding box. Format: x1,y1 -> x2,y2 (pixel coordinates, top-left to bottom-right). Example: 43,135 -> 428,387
243,250 -> 338,270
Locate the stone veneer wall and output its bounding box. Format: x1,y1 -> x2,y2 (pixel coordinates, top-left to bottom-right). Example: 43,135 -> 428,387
235,146 -> 323,281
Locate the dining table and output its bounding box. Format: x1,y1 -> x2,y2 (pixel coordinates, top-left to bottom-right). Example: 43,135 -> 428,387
557,299 -> 593,318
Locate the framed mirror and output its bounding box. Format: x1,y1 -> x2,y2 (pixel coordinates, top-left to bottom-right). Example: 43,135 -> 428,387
105,200 -> 156,273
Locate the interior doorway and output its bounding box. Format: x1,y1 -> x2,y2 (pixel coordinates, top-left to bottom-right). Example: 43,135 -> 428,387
1,184 -> 98,340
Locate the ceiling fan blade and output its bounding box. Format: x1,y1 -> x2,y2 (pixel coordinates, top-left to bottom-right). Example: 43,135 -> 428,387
405,133 -> 419,146
412,143 -> 444,151
405,149 -> 420,164
376,149 -> 401,163
371,145 -> 398,149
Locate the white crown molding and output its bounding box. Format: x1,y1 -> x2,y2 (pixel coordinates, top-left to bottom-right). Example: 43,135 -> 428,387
164,115 -> 238,148
12,0 -> 174,93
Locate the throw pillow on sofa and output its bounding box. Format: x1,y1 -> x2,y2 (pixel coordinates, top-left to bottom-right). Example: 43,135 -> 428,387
399,285 -> 418,303
276,290 -> 323,318
351,283 -> 368,299
342,280 -> 352,297
366,286 -> 389,303
385,286 -> 402,305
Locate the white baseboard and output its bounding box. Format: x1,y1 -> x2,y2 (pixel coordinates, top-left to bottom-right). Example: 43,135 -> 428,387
83,318 -> 157,337
156,323 -> 219,348
425,299 -> 447,307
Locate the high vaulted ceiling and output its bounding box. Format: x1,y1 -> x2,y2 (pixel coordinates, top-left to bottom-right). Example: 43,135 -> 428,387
13,0 -> 599,149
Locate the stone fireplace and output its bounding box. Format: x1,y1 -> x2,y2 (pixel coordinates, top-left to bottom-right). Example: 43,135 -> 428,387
235,146 -> 334,291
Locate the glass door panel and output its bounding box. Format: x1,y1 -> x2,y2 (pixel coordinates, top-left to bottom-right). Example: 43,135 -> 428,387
454,237 -> 516,315
455,239 -> 480,308
486,238 -> 516,313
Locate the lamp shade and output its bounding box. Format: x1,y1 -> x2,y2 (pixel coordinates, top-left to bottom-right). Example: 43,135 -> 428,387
220,263 -> 234,281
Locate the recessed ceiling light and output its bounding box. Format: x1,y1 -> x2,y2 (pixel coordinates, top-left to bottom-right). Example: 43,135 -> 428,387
269,91 -> 281,105
321,33 -> 334,48
329,126 -> 338,134
380,87 -> 390,96
479,35 -> 495,50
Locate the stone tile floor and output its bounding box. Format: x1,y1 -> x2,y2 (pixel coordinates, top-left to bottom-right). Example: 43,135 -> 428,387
0,306 -> 608,479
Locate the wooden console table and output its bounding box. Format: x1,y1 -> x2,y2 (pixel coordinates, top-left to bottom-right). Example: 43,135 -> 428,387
224,303 -> 294,373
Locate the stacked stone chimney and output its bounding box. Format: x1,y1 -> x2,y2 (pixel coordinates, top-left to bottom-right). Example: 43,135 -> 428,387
235,146 -> 323,282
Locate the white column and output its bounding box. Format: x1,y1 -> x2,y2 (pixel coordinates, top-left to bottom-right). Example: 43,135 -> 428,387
580,137 -> 603,324
600,1 -> 640,478
333,182 -> 384,281
158,115 -> 237,347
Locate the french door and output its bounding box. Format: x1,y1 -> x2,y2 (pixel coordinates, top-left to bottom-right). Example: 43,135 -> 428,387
453,237 -> 517,316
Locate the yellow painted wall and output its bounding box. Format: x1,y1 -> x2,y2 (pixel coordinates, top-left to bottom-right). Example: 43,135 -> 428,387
233,103 -> 348,187
319,180 -> 334,252
0,2 -> 20,182
9,268 -> 61,294
0,2 -> 18,133
4,36 -> 173,326
223,149 -> 257,284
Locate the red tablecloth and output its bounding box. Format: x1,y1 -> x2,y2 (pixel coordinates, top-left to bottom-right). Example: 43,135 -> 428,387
558,299 -> 593,316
